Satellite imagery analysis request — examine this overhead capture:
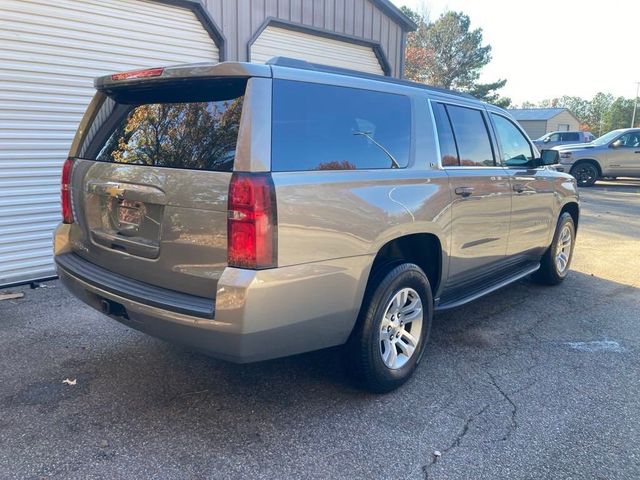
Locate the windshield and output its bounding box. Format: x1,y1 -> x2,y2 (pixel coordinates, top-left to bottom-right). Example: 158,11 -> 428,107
535,133 -> 550,141
592,129 -> 624,146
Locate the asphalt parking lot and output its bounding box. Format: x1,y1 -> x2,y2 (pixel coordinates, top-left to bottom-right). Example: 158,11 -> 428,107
1,179 -> 639,480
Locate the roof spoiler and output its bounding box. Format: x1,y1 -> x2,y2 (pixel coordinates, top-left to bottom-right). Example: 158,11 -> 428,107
94,61 -> 272,90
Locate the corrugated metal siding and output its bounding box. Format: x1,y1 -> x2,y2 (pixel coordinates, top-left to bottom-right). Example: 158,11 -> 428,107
0,0 -> 219,286
250,25 -> 384,74
517,120 -> 548,140
204,0 -> 405,77
547,111 -> 580,133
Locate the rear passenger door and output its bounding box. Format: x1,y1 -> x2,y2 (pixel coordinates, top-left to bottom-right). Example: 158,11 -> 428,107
431,101 -> 511,295
489,112 -> 556,258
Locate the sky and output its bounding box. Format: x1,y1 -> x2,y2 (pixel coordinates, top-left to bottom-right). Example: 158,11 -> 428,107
392,0 -> 640,105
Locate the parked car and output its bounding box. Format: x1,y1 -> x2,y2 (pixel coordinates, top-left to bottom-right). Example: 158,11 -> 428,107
533,130 -> 594,150
553,128 -> 640,186
54,59 -> 579,392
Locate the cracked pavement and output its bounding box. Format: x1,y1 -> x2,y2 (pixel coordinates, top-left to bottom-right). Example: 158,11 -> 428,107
1,179 -> 639,479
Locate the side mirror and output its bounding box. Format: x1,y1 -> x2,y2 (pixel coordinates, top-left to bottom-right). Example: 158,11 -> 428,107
543,137 -> 551,143
610,139 -> 622,148
538,149 -> 559,166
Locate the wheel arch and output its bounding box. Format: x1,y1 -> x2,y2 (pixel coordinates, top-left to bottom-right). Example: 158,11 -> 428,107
571,158 -> 602,176
366,233 -> 444,299
560,201 -> 580,232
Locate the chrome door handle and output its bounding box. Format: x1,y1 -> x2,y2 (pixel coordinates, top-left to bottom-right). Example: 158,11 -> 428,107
454,186 -> 474,197
513,183 -> 525,193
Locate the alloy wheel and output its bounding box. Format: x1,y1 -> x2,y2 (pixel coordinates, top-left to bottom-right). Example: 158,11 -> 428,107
572,164 -> 597,186
379,288 -> 423,369
555,225 -> 572,273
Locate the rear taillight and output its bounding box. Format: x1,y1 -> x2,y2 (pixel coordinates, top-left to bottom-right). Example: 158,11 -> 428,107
61,157 -> 74,224
111,67 -> 164,81
227,173 -> 277,269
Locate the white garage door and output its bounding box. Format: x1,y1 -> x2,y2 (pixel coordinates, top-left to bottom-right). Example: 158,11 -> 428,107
0,0 -> 219,286
251,26 -> 384,75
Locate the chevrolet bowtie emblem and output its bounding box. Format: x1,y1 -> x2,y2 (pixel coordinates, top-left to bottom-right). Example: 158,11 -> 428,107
104,185 -> 125,198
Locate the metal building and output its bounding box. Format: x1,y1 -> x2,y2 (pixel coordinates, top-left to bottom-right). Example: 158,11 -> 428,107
0,0 -> 415,286
508,108 -> 582,140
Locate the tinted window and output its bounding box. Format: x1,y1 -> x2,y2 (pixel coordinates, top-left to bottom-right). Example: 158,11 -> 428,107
561,132 -> 580,141
491,114 -> 534,167
618,132 -> 640,147
548,133 -> 561,142
432,102 -> 459,166
445,105 -> 494,167
79,79 -> 246,172
272,80 -> 411,171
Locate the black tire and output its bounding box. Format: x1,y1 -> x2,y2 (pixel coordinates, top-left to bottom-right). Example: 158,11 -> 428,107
345,263 -> 433,393
570,161 -> 599,187
533,212 -> 576,285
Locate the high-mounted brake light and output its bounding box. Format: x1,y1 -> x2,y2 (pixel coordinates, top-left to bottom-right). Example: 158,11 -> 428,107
227,173 -> 277,269
111,67 -> 164,81
61,157 -> 74,224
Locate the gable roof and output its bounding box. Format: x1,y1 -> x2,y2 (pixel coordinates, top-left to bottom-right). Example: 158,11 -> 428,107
373,0 -> 418,31
508,108 -> 570,121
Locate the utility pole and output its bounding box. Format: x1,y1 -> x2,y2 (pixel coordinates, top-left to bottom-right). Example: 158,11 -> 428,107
632,82 -> 640,128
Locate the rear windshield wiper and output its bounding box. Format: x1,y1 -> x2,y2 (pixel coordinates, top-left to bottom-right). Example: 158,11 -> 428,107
353,131 -> 400,169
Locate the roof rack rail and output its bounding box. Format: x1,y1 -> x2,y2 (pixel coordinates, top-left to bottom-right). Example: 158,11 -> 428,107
266,56 -> 476,101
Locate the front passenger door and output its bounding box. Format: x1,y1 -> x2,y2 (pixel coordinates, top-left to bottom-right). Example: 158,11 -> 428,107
545,132 -> 561,149
490,113 -> 556,258
607,131 -> 640,176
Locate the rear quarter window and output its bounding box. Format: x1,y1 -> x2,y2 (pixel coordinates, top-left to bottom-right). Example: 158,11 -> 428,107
271,80 -> 412,171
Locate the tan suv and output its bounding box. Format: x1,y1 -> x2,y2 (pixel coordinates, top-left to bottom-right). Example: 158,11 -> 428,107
54,59 -> 579,392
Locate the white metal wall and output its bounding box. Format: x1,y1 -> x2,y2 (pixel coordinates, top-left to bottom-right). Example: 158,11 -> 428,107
0,0 -> 219,286
250,26 -> 384,75
547,111 -> 581,133
517,120 -> 547,141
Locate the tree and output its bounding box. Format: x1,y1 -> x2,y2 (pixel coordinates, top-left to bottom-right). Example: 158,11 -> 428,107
468,80 -> 511,108
528,96 -> 591,129
419,11 -> 491,89
516,92 -> 639,135
399,5 -> 423,26
556,96 -> 590,124
602,97 -> 635,132
401,6 -> 430,84
401,7 -> 510,107
520,101 -> 537,109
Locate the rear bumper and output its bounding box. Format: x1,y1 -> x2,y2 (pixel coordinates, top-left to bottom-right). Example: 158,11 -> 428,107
54,225 -> 371,363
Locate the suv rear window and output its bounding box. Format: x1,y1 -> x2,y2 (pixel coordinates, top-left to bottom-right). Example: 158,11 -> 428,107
271,80 -> 411,171
77,79 -> 247,172
560,132 -> 580,141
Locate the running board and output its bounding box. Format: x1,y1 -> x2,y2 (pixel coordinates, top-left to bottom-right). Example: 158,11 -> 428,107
434,263 -> 540,312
